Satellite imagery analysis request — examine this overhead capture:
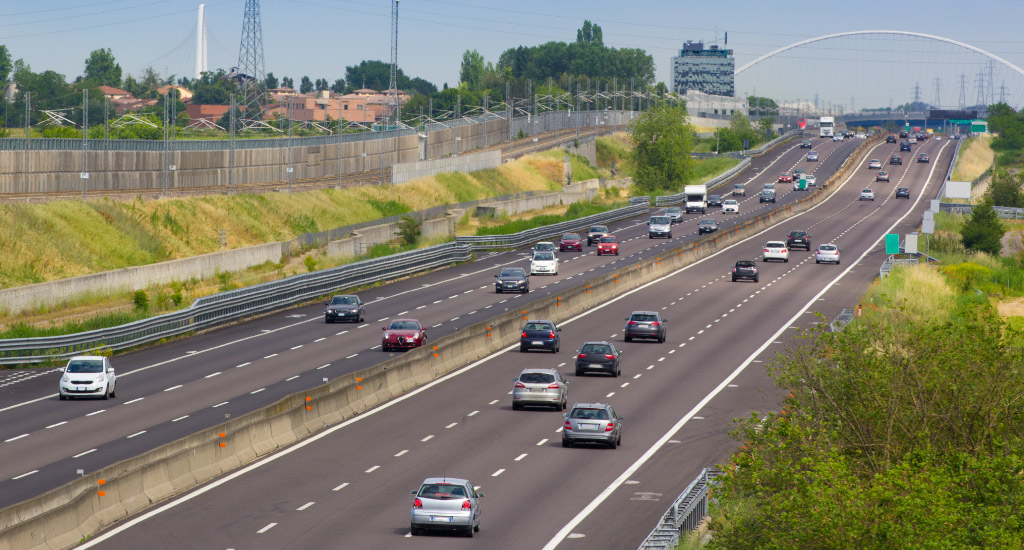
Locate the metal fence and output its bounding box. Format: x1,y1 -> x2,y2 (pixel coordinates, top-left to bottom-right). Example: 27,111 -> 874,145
455,203 -> 649,250
638,468 -> 722,550
939,203 -> 1024,219
0,242 -> 472,365
829,308 -> 856,332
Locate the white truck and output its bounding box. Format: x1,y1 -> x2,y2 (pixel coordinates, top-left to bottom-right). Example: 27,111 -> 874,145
819,116 -> 835,137
684,184 -> 707,214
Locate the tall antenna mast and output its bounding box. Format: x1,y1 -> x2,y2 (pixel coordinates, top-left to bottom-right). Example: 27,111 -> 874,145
958,73 -> 966,110
236,0 -> 269,128
196,4 -> 208,79
387,0 -> 401,126
932,77 -> 941,108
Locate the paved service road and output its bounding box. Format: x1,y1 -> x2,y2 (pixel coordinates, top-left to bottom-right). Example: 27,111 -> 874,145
0,136 -> 856,508
67,136 -> 951,549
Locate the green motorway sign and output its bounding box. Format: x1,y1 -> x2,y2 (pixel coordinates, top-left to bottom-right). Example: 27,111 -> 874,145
885,234 -> 900,254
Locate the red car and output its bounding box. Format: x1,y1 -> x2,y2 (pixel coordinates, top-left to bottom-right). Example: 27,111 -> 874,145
559,232 -> 583,252
381,319 -> 427,351
596,235 -> 619,256
779,172 -> 793,183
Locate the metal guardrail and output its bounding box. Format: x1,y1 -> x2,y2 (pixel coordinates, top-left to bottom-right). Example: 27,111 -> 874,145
879,254 -> 920,279
637,468 -> 722,550
879,257 -> 894,279
939,203 -> 1024,219
934,138 -> 963,201
654,158 -> 751,207
455,203 -> 649,250
0,242 -> 472,365
742,129 -> 801,157
829,308 -> 856,332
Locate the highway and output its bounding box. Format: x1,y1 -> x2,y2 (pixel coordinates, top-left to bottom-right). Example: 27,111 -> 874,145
58,135 -> 952,549
0,135 -> 863,516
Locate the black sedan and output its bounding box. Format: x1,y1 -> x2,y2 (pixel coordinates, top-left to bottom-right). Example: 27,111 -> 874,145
495,267 -> 529,293
520,320 -> 561,353
575,341 -> 621,377
707,195 -> 723,207
896,187 -> 910,199
324,294 -> 365,323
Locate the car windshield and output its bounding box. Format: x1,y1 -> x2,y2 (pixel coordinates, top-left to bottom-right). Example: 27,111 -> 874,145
330,296 -> 357,305
387,321 -> 419,330
724,200 -> 737,205
650,217 -> 670,224
500,268 -> 524,277
562,233 -> 579,240
524,322 -> 553,331
535,243 -> 554,250
700,220 -> 715,225
533,252 -> 555,261
581,344 -> 612,354
570,408 -> 610,420
590,226 -> 608,233
762,190 -> 774,195
667,207 -> 681,213
629,313 -> 658,322
819,245 -> 837,251
599,236 -> 617,243
519,372 -> 555,384
67,360 -> 103,373
709,195 -> 721,200
418,484 -> 467,500
734,184 -> 744,189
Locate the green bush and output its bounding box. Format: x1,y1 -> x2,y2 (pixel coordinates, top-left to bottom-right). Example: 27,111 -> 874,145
303,255 -> 318,272
132,290 -> 149,311
364,198 -> 410,217
397,215 -> 422,245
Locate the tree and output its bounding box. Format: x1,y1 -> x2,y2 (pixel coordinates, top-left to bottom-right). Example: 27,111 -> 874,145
190,70 -> 233,104
459,49 -> 485,92
987,169 -> 1024,208
265,72 -> 278,89
757,117 -> 775,140
83,48 -> 122,87
281,76 -> 294,89
330,78 -> 345,94
299,76 -> 313,94
961,200 -> 1005,255
0,45 -> 12,84
315,78 -> 328,92
628,104 -> 695,193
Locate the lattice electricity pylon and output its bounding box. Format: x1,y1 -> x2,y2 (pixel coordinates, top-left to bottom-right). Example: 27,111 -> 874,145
386,0 -> 400,126
236,0 -> 270,129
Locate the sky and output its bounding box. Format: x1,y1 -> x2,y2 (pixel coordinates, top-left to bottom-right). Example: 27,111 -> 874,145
2,0 -> 1024,109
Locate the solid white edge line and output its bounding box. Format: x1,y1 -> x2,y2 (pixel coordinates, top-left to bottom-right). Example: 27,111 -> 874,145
76,141 -> 897,548
540,140 -> 946,550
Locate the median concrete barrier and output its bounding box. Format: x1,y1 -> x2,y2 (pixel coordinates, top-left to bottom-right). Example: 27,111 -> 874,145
0,142 -> 877,550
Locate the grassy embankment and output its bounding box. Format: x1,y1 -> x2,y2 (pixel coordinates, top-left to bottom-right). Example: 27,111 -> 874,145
952,135 -> 994,182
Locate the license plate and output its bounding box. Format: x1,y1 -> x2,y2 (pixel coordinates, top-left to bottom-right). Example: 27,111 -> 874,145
430,516 -> 452,523
639,323 -> 649,328
588,364 -> 601,369
77,387 -> 86,392
580,424 -> 599,431
533,341 -> 543,345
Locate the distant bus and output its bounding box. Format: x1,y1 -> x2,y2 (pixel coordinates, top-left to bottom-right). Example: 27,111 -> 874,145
819,116 -> 835,137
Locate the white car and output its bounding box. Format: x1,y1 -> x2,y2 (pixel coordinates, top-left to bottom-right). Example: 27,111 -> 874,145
859,188 -> 875,201
59,356 -> 117,400
815,244 -> 840,264
804,174 -> 817,186
806,151 -> 819,161
855,132 -> 865,139
833,135 -> 843,142
868,159 -> 882,169
762,241 -> 790,263
530,250 -> 558,275
908,136 -> 917,144
722,199 -> 739,213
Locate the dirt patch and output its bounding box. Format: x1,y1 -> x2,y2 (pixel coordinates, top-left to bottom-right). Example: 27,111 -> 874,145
1002,230 -> 1023,258
997,296 -> 1024,317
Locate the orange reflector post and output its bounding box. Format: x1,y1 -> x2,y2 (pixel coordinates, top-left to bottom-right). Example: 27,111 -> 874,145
219,442 -> 226,448
305,396 -> 312,402
98,491 -> 106,497
219,432 -> 226,438
356,377 -> 362,382
98,479 -> 106,485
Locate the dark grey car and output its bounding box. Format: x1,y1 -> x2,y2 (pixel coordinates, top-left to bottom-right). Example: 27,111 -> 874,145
495,267 -> 529,293
624,311 -> 667,343
574,341 -> 622,377
707,194 -> 723,207
587,225 -> 610,246
562,403 -> 623,448
324,294 -> 365,323
698,219 -> 718,234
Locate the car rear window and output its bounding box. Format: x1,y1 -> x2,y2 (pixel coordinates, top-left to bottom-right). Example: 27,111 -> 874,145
599,236 -> 617,243
570,408 -> 610,420
581,344 -> 612,354
766,241 -> 786,248
819,245 -> 837,251
736,261 -> 755,267
650,217 -> 670,224
524,322 -> 553,331
790,231 -> 806,237
519,373 -> 555,384
590,226 -> 608,233
629,313 -> 658,322
387,321 -> 419,330
418,484 -> 467,499
67,360 -> 103,373
667,207 -> 681,213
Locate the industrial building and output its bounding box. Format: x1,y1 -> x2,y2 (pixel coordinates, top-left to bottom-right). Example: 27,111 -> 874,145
671,41 -> 735,97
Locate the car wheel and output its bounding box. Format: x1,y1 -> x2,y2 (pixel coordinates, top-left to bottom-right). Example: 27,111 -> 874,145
325,317 -> 332,324
615,252 -> 619,256
382,346 -> 389,352
520,347 -> 526,353
617,434 -> 622,447
784,258 -> 789,263
562,399 -> 568,410
624,335 -> 632,342
562,437 -> 571,448
102,384 -> 110,400
731,276 -> 737,282
59,393 -> 67,401
512,402 -> 520,410
110,384 -> 116,399
495,288 -> 502,294
358,314 -> 364,323
575,369 -> 583,376
816,259 -> 820,264
612,368 -> 618,378
410,525 -> 421,536
754,276 -> 759,283
474,524 -> 480,533
553,345 -> 559,353
608,440 -> 617,449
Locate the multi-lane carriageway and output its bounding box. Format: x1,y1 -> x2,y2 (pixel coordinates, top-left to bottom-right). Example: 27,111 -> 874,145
0,135 -> 951,548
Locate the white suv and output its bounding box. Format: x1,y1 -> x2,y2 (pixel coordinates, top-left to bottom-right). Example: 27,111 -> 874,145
762,241 -> 790,263
859,189 -> 875,201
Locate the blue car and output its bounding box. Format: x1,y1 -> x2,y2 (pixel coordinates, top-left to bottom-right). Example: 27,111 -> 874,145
520,320 -> 561,353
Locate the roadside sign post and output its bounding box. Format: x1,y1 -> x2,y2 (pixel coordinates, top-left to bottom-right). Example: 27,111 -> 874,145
885,233 -> 900,254
905,233 -> 918,255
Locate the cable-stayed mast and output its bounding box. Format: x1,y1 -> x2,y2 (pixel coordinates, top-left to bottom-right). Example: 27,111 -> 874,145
195,4 -> 208,79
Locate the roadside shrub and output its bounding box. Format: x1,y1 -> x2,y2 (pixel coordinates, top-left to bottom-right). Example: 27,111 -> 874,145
132,290 -> 149,311
303,255 -> 318,272
397,215 -> 422,245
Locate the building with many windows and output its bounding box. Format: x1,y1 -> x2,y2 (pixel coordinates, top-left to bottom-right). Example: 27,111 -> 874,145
671,41 -> 735,97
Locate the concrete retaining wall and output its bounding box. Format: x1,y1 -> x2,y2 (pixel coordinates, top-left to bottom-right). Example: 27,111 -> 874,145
325,212 -> 459,258
392,150 -> 501,184
474,179 -> 601,218
0,141 -> 878,550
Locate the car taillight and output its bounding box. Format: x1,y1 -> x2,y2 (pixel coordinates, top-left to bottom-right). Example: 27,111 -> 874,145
515,381 -> 526,388
628,321 -> 637,326
462,500 -> 472,510
605,423 -> 615,432
413,498 -> 422,508
732,267 -> 737,272
604,354 -> 615,360
549,331 -> 555,338
577,353 -> 587,359
522,331 -> 528,338
764,249 -> 770,253
547,382 -> 561,389
650,321 -> 660,327
564,420 -> 572,431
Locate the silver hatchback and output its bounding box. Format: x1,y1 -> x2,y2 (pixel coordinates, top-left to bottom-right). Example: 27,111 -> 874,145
410,477 -> 484,537
513,368 -> 568,410
562,403 -> 624,448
